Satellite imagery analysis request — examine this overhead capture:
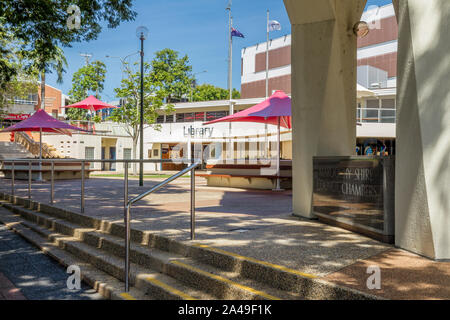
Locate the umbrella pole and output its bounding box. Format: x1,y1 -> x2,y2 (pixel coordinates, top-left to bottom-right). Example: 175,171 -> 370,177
39,127 -> 43,181
273,116 -> 284,191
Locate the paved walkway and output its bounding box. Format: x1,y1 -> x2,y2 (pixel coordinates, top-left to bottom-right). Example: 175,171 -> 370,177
0,176 -> 448,299
0,271 -> 26,300
0,225 -> 103,300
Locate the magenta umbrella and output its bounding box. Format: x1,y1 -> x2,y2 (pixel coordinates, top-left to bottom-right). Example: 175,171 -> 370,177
204,90 -> 291,128
204,90 -> 292,190
63,95 -> 118,112
1,109 -> 90,159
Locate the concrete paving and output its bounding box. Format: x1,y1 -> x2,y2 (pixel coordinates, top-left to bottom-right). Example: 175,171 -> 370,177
0,176 -> 390,276
0,176 -> 448,299
0,225 -> 103,300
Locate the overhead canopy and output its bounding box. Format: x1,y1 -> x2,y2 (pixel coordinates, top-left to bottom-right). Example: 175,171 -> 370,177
0,109 -> 90,136
357,84 -> 376,99
63,95 -> 119,112
204,90 -> 292,129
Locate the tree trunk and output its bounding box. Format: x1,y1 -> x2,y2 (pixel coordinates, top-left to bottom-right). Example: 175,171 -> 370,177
39,72 -> 46,110
132,128 -> 139,175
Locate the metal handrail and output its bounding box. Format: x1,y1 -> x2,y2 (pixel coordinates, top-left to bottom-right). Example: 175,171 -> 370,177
0,157 -> 201,293
123,161 -> 200,292
1,158 -> 194,210
15,131 -> 53,157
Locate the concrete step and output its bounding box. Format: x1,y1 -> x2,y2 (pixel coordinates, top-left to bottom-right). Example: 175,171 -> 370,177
0,206 -> 214,300
0,194 -> 380,300
1,201 -> 291,300
0,206 -> 149,301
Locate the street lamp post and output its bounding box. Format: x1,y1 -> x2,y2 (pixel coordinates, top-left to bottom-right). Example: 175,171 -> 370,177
136,26 -> 148,187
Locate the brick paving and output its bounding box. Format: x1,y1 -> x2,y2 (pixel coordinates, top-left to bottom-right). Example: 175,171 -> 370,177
0,225 -> 103,300
0,271 -> 26,300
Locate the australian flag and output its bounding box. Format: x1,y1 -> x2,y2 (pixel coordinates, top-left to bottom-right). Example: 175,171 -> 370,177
231,27 -> 245,38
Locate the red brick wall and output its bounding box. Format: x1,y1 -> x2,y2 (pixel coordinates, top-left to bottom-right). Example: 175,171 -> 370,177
241,74 -> 291,99
36,85 -> 62,116
357,52 -> 397,78
357,16 -> 398,48
255,46 -> 291,73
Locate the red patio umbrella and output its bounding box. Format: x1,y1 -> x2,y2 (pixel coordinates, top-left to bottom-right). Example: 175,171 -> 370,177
1,109 -> 90,159
63,95 -> 118,112
204,90 -> 291,190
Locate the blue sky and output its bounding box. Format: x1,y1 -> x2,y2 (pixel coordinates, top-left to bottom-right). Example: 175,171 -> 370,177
46,0 -> 392,102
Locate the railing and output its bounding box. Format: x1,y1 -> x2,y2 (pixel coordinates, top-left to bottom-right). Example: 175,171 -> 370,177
356,108 -> 396,123
124,161 -> 200,291
0,158 -> 199,292
14,131 -> 56,158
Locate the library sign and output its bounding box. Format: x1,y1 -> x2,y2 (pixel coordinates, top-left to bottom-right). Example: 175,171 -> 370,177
183,125 -> 214,138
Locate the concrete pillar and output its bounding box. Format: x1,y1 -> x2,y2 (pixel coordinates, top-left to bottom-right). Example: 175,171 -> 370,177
283,0 -> 366,218
394,0 -> 450,260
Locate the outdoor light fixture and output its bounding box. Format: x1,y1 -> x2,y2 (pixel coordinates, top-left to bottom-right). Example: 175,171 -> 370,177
353,21 -> 369,38
136,26 -> 148,186
136,26 -> 149,40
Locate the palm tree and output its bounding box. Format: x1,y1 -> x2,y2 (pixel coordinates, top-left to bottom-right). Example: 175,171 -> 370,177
36,46 -> 67,110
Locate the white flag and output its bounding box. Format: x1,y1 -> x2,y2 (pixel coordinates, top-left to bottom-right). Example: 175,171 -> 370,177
268,20 -> 281,32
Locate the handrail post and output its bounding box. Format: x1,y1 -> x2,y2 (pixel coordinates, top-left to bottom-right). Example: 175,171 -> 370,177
28,161 -> 32,201
50,161 -> 54,204
124,205 -> 131,292
81,161 -> 85,213
124,161 -> 128,210
11,162 -> 15,197
124,161 -> 130,292
190,164 -> 196,240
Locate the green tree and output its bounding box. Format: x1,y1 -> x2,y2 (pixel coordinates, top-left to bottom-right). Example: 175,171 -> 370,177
192,84 -> 240,102
150,48 -> 193,103
109,62 -> 173,174
32,46 -> 68,110
0,1 -> 136,82
67,60 -> 107,120
0,26 -> 39,115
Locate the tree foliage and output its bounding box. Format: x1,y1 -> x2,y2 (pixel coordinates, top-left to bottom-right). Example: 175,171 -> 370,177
109,61 -> 174,171
149,48 -> 193,103
192,84 -> 240,102
0,0 -> 136,82
67,60 -> 107,120
0,26 -> 39,114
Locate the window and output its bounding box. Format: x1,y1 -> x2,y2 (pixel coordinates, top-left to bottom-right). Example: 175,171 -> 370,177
156,115 -> 165,123
195,112 -> 205,121
366,99 -> 379,109
153,149 -> 159,157
381,99 -> 395,109
206,111 -> 228,121
123,148 -> 132,168
165,114 -> 174,123
85,147 -> 95,169
176,113 -> 184,122
184,113 -> 195,122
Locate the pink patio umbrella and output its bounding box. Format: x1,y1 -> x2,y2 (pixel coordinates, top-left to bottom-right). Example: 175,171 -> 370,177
1,109 -> 90,160
63,95 -> 119,133
204,90 -> 291,190
63,95 -> 119,112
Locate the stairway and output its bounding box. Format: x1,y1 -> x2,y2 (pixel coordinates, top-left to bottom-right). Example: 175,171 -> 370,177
0,142 -> 34,160
0,195 -> 378,300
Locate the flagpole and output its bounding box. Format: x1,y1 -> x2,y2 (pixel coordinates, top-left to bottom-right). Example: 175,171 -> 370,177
265,10 -> 269,159
227,2 -> 233,164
